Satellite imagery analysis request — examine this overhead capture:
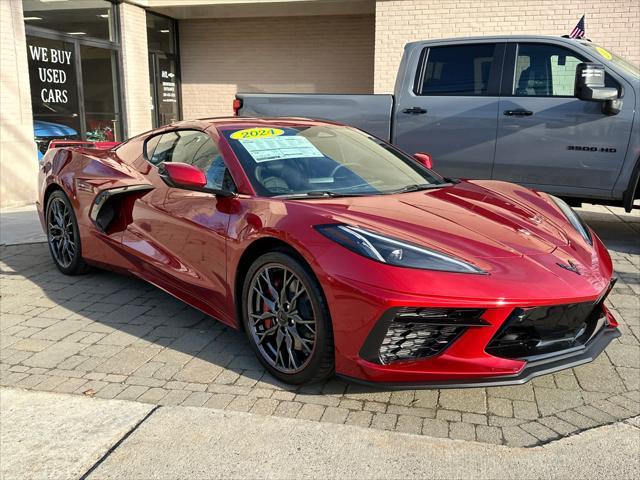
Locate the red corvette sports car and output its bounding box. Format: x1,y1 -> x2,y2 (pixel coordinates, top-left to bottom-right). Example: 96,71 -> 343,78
37,117 -> 620,386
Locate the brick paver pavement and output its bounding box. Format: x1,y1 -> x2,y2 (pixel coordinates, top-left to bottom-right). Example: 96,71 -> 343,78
1,208 -> 638,447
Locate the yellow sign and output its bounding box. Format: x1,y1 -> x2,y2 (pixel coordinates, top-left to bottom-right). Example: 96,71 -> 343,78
230,127 -> 284,140
595,47 -> 613,61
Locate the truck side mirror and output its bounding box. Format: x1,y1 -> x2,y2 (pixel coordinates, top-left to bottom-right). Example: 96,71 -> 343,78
575,63 -> 621,115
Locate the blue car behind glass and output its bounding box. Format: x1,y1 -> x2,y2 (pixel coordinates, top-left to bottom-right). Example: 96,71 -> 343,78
34,120 -> 78,162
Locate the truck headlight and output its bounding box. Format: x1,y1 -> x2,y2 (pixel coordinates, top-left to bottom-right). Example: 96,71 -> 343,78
315,224 -> 486,274
549,196 -> 593,246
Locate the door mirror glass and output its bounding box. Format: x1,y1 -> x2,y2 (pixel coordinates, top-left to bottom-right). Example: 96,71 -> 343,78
414,152 -> 433,169
575,63 -> 618,101
159,162 -> 206,189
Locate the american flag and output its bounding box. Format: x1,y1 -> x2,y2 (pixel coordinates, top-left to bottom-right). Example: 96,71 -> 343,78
570,15 -> 585,39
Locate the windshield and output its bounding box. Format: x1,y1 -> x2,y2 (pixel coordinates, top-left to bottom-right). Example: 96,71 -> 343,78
222,125 -> 445,197
582,43 -> 640,79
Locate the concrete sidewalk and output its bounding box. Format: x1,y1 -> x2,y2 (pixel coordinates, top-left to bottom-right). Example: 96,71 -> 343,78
0,205 -> 45,246
1,387 -> 639,480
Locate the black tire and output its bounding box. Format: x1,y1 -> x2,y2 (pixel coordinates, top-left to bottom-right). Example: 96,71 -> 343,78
241,251 -> 334,384
45,190 -> 91,275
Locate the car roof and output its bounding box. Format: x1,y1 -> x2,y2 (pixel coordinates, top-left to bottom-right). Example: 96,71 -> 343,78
167,117 -> 346,131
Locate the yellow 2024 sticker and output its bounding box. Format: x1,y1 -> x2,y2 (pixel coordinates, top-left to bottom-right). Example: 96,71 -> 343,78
596,47 -> 613,61
230,127 -> 284,140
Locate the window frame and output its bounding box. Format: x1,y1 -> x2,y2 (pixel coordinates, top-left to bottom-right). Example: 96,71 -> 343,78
413,42 -> 505,97
500,42 -> 623,99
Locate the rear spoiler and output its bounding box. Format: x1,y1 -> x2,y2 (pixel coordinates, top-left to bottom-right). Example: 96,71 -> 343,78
48,140 -> 121,150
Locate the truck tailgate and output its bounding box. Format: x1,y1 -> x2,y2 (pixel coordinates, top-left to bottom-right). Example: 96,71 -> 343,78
236,93 -> 394,141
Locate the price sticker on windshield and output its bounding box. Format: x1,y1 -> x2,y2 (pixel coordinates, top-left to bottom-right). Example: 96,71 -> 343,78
238,136 -> 324,162
230,128 -> 284,140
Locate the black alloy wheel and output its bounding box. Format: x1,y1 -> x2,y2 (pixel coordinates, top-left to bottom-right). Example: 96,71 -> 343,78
46,191 -> 90,275
242,251 -> 334,384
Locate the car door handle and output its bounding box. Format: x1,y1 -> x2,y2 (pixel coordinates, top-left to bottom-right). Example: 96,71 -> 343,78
504,109 -> 533,116
402,107 -> 428,115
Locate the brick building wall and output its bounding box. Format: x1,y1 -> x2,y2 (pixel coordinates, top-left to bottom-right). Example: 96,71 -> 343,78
374,0 -> 640,93
119,2 -> 152,137
179,14 -> 375,119
0,0 -> 37,208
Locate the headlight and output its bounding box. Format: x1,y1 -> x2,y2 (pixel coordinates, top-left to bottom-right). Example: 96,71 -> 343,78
315,224 -> 486,274
549,195 -> 592,246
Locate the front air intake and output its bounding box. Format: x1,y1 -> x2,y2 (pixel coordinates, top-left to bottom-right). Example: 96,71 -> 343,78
486,280 -> 616,360
485,302 -> 607,359
360,307 -> 488,365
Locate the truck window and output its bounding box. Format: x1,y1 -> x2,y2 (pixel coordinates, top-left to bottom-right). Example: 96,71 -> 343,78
417,44 -> 498,96
513,43 -> 622,97
514,44 -> 585,97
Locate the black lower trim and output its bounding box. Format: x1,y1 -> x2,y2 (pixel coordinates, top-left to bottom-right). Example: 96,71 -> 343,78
339,326 -> 620,390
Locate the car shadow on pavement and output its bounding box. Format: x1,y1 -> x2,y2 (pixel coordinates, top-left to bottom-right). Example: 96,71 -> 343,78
0,242 -> 353,395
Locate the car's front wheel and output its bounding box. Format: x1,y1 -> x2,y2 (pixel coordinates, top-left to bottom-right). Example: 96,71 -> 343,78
46,190 -> 90,275
241,251 -> 334,384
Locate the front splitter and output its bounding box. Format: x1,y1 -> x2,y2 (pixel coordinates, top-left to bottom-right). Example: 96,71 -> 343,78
339,327 -> 621,390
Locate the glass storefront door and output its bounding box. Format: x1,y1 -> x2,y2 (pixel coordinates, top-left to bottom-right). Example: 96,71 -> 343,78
150,52 -> 180,128
24,0 -> 122,160
147,12 -> 181,128
81,45 -> 120,142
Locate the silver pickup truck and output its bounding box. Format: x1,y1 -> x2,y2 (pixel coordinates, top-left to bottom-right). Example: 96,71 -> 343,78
236,35 -> 640,211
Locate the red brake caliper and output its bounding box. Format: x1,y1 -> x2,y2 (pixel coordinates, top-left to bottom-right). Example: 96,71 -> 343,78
263,301 -> 272,329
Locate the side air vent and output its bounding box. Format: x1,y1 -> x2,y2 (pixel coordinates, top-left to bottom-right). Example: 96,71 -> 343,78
90,185 -> 153,233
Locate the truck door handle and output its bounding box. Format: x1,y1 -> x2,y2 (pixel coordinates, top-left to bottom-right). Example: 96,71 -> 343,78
402,107 -> 427,115
504,109 -> 533,116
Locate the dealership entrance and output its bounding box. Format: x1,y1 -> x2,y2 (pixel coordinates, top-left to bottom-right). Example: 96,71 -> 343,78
23,0 -> 123,158
147,12 -> 181,129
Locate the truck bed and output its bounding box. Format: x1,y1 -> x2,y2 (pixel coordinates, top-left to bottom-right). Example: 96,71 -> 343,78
236,93 -> 393,141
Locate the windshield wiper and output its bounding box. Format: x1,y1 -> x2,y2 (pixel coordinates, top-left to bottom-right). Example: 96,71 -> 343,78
274,190 -> 373,199
386,183 -> 449,194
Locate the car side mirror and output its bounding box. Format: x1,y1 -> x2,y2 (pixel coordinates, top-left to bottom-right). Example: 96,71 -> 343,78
575,63 -> 621,115
158,162 -> 236,197
414,152 -> 433,169
159,162 -> 207,189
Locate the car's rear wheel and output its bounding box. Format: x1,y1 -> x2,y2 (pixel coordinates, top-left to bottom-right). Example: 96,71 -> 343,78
241,251 -> 334,384
46,190 -> 90,275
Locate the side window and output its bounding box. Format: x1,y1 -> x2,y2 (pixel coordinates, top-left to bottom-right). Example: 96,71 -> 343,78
144,134 -> 162,162
148,129 -> 235,191
514,44 -> 585,97
189,136 -> 235,191
150,131 -> 179,164
148,130 -> 208,165
418,44 -> 498,96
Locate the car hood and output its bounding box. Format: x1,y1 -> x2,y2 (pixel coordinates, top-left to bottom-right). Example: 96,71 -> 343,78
289,180 -> 589,264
